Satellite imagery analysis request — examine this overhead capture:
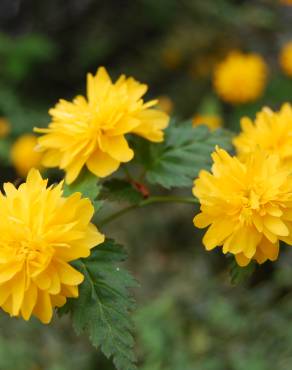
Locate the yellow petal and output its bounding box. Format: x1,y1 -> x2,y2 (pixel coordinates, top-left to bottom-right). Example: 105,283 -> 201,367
226,227 -> 261,258
132,109 -> 169,142
259,239 -> 279,261
107,117 -> 140,136
202,219 -> 234,250
47,266 -> 61,295
42,150 -> 62,167
264,215 -> 289,236
193,212 -> 212,228
253,248 -> 267,264
12,270 -> 26,316
0,281 -> 12,306
33,290 -> 53,324
56,260 -> 84,286
101,135 -> 134,162
235,253 -> 251,267
87,67 -> 111,104
21,283 -> 37,321
0,261 -> 23,283
86,149 -> 120,177
26,168 -> 44,186
84,223 -> 105,249
51,294 -> 66,307
33,270 -> 51,290
61,284 -> 79,298
65,156 -> 87,184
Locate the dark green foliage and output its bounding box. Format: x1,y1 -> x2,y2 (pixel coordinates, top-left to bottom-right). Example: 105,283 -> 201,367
59,239 -> 138,370
0,87 -> 49,136
100,179 -> 144,204
133,121 -> 233,189
135,296 -> 193,370
0,33 -> 56,83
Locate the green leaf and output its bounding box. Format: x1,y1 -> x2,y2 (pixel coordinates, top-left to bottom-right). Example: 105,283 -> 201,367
132,121 -> 233,189
59,239 -> 138,370
63,170 -> 103,211
229,258 -> 256,285
100,179 -> 144,204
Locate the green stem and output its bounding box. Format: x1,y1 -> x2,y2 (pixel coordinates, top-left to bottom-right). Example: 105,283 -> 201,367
99,196 -> 199,227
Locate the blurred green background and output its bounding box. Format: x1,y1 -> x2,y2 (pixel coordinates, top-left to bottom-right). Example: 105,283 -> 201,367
1,0 -> 292,369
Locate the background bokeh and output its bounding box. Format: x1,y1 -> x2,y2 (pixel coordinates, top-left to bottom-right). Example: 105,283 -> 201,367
1,1 -> 292,369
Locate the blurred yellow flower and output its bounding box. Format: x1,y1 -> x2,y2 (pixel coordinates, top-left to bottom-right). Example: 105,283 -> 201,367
0,169 -> 104,323
35,67 -> 169,184
280,0 -> 292,5
0,117 -> 10,138
279,41 -> 292,77
193,147 -> 292,266
213,51 -> 268,105
234,104 -> 292,167
157,96 -> 173,114
11,134 -> 43,177
192,114 -> 222,131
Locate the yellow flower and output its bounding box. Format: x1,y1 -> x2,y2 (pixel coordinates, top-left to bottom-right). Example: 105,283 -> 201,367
234,103 -> 292,167
0,169 -> 104,323
0,117 -> 10,138
11,134 -> 43,177
193,147 -> 292,266
279,41 -> 292,77
35,67 -> 169,184
192,114 -> 222,131
213,51 -> 268,105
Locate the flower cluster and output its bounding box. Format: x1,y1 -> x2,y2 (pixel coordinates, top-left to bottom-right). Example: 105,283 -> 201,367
193,103 -> 292,266
0,66 -> 171,324
0,169 -> 104,323
35,67 -> 169,184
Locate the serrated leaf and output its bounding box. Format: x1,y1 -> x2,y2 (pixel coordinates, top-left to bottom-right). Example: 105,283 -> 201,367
63,170 -> 103,211
132,121 -> 233,189
229,258 -> 256,285
100,179 -> 144,204
59,239 -> 138,370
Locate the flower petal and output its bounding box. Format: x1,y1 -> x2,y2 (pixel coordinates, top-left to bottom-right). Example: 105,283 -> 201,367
86,149 -> 120,177
101,135 -> 134,162
33,290 -> 53,324
21,284 -> 38,321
